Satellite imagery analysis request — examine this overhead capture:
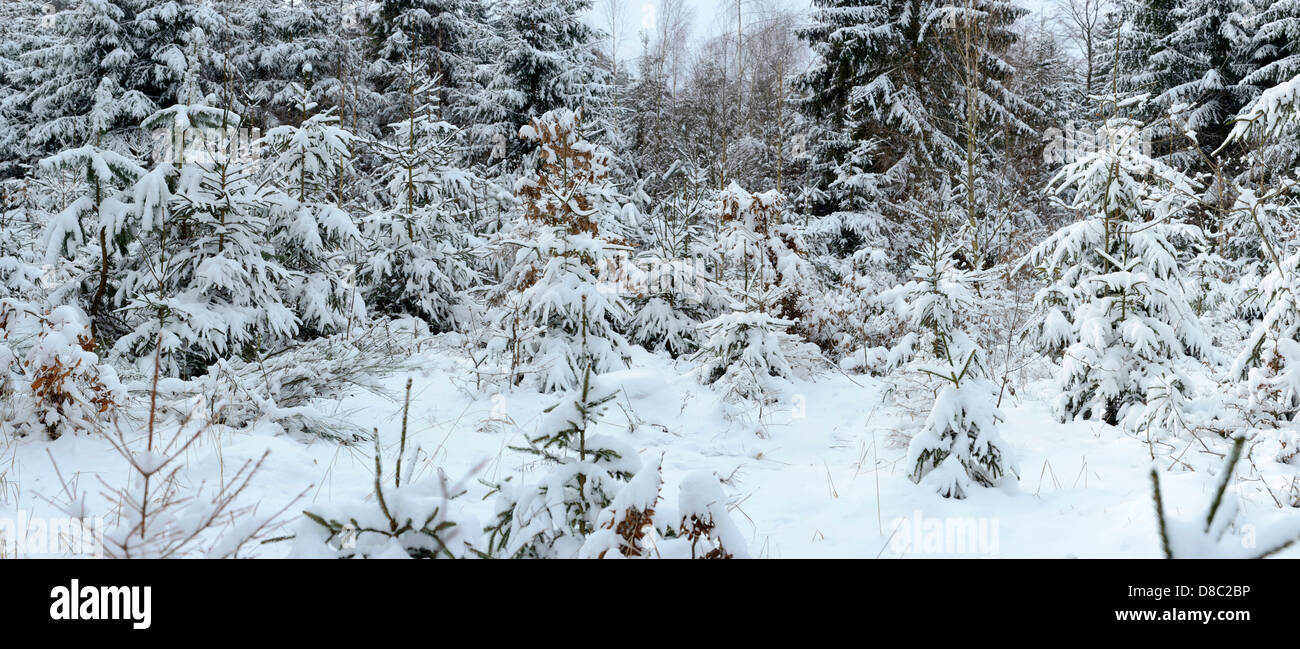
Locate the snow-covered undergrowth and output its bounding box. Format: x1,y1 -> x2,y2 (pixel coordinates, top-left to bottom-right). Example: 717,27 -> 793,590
3,331 -> 1297,558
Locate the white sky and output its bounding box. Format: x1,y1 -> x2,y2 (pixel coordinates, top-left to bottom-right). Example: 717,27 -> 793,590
587,0 -> 1059,65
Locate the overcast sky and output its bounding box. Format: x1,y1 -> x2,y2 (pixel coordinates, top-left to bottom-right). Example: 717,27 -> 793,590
586,0 -> 1058,65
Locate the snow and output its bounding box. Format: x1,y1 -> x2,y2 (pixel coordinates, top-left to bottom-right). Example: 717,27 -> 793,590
4,338 -> 1295,558
5,0 -> 1300,562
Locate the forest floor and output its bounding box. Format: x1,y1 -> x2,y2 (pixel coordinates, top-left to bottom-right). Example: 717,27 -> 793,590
4,335 -> 1299,558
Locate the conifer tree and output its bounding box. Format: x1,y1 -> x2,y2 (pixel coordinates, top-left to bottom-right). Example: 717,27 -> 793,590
1126,0 -> 1258,160
359,59 -> 480,330
881,237 -> 1015,498
693,184 -> 819,406
624,163 -> 730,356
461,0 -> 614,166
115,99 -> 295,376
796,0 -> 1033,266
368,0 -> 489,122
487,109 -> 630,392
37,135 -> 144,343
260,82 -> 365,337
483,322 -> 640,557
1024,113 -> 1209,427
8,0 -> 153,160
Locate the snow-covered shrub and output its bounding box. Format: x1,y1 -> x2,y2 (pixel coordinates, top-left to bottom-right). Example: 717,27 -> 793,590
0,301 -> 122,439
261,82 -> 366,337
693,310 -> 801,405
487,109 -> 630,392
114,104 -> 296,377
577,464 -> 750,559
576,456 -> 664,558
671,471 -> 750,559
689,183 -> 826,408
0,186 -> 46,304
483,359 -> 641,557
1185,249 -> 1239,321
296,438 -> 480,559
881,238 -> 1016,498
1023,117 -> 1208,428
824,248 -> 900,374
359,60 -> 481,331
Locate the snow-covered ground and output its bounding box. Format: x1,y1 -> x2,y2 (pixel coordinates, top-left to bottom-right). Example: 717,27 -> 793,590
5,337 -> 1296,559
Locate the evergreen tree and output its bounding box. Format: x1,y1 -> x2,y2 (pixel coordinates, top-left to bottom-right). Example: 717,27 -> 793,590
0,1 -> 58,176
368,0 -> 489,123
624,162 -> 730,356
1127,0 -> 1258,160
483,343 -> 641,558
7,0 -> 153,161
1224,68 -> 1300,453
487,109 -> 630,392
260,82 -> 365,337
881,237 -> 1015,498
359,59 -> 481,330
228,0 -> 356,129
692,184 -> 819,406
1024,114 -> 1210,427
460,0 -> 614,166
1245,0 -> 1300,87
37,137 -> 145,342
131,0 -> 232,109
796,0 -> 1033,267
115,102 -> 295,376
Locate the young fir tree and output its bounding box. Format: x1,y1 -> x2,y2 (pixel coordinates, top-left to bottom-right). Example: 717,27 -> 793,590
114,98 -> 295,376
1231,250 -> 1300,443
880,237 -> 1015,499
37,130 -> 144,343
260,80 -> 365,338
487,108 -> 630,393
0,187 -> 44,302
692,184 -> 820,405
359,59 -> 480,330
483,321 -> 642,558
1023,112 -> 1210,428
623,162 -> 730,357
